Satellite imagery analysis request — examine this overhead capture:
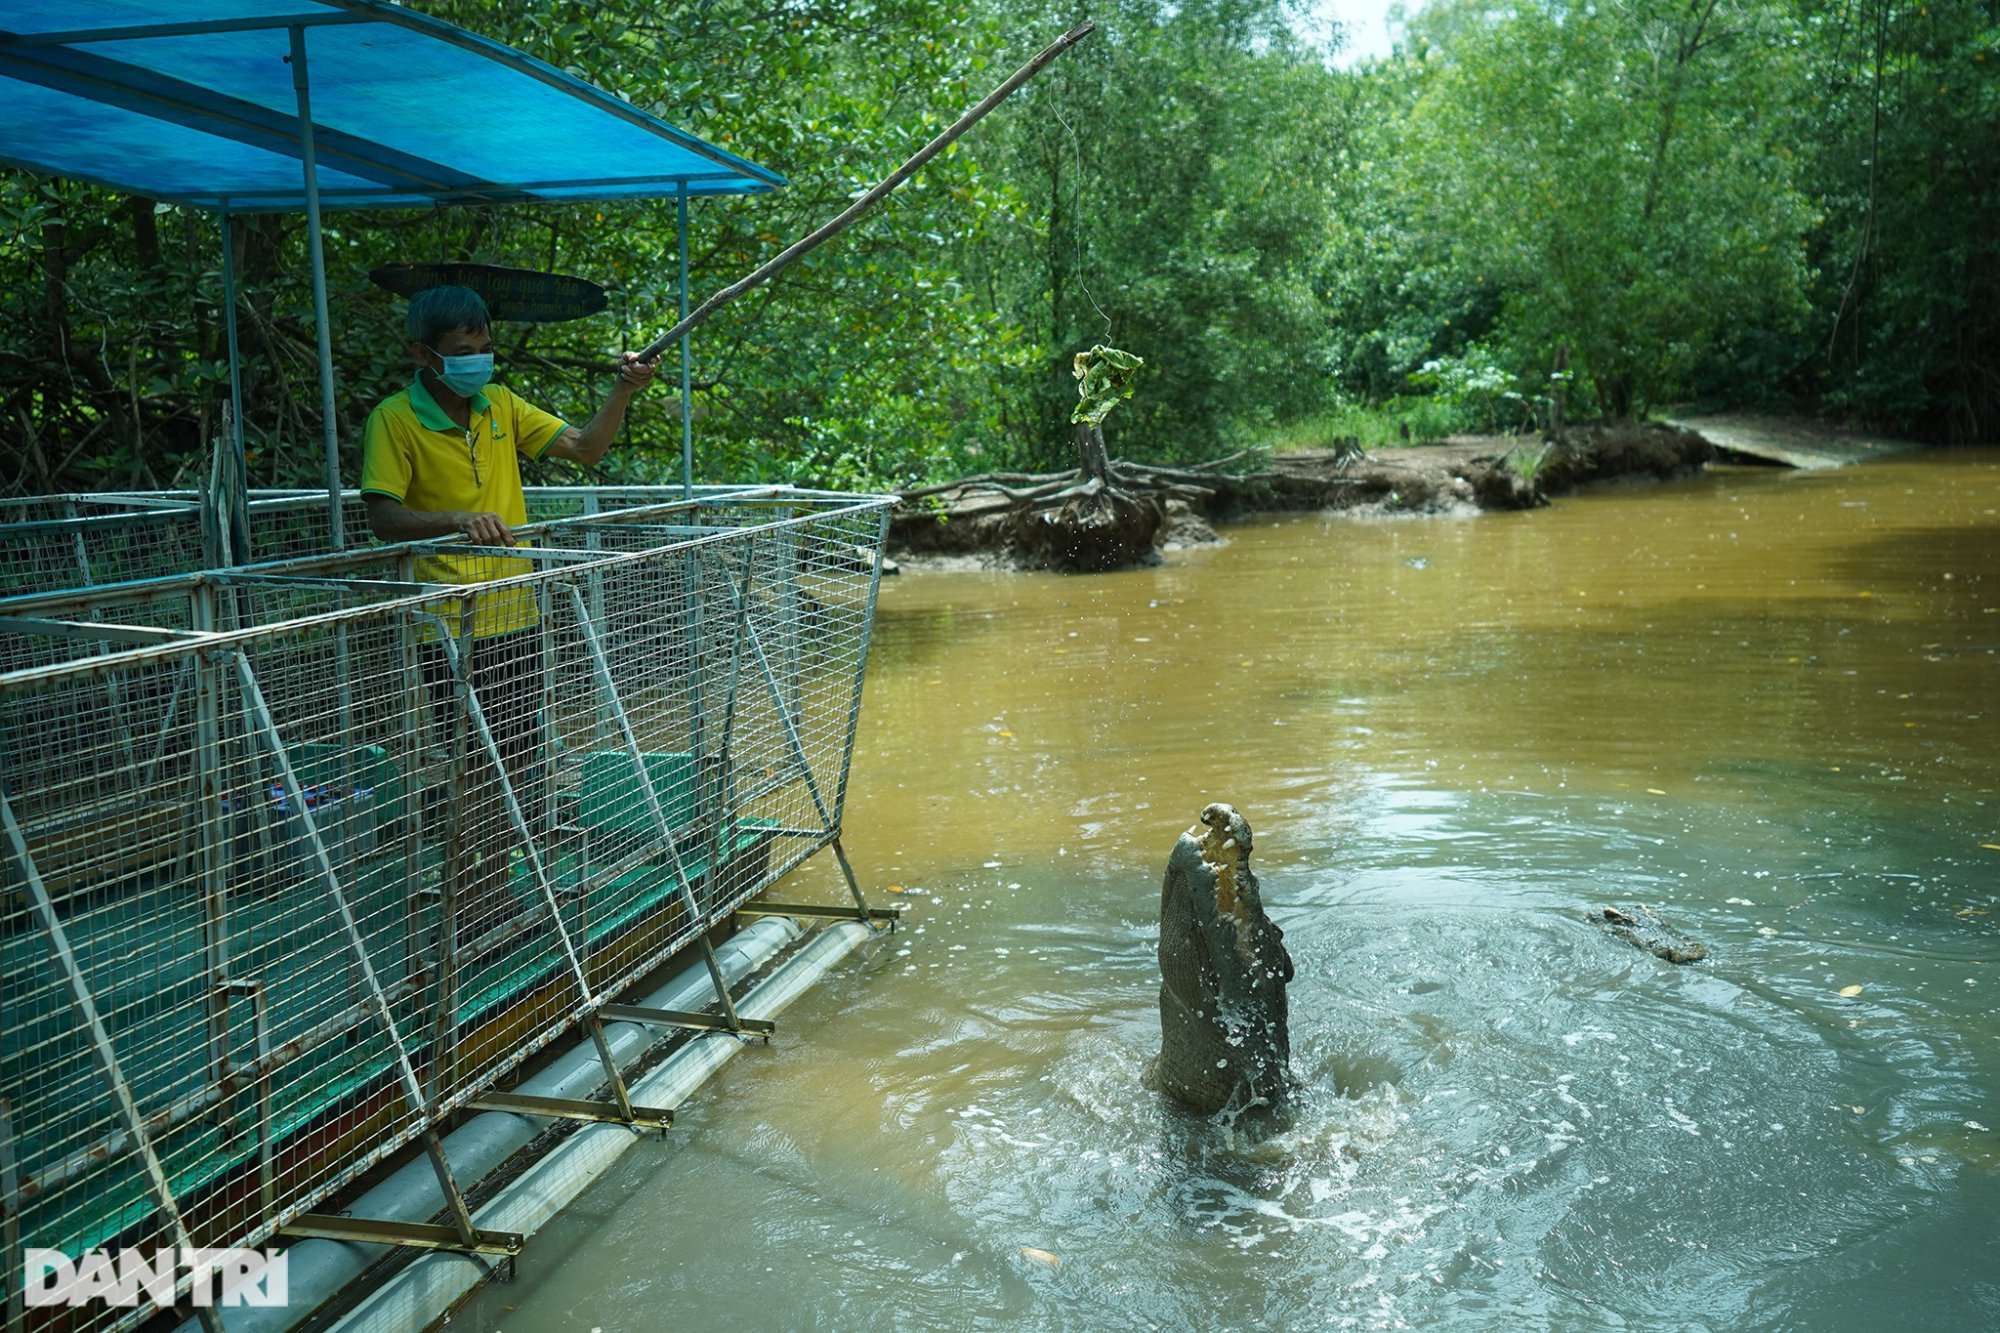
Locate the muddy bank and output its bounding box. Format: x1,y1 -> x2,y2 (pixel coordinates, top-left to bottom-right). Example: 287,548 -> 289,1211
889,420 -> 1715,570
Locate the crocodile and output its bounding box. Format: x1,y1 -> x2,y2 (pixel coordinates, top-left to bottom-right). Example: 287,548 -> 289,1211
1596,903 -> 1709,964
1146,803 -> 1295,1115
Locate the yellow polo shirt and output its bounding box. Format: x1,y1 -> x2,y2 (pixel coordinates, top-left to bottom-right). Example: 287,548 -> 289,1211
360,374 -> 568,638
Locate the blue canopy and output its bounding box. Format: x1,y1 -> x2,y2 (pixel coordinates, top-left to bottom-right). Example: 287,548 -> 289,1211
0,0 -> 785,212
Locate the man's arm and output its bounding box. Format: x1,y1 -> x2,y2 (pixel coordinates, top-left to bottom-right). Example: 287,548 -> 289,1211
542,353 -> 657,467
365,493 -> 514,546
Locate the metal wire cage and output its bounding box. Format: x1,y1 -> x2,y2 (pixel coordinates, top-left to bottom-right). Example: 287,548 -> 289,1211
0,486 -> 890,1329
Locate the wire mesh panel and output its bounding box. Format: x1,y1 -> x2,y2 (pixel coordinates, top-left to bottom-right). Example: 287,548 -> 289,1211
0,493 -> 376,599
0,487 -> 889,1330
0,502 -> 208,601
242,495 -> 374,570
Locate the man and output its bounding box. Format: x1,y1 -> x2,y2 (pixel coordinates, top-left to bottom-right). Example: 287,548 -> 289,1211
359,284 -> 655,958
361,283 -> 654,549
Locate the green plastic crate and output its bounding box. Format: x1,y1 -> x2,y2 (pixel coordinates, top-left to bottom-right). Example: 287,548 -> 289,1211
578,751 -> 697,833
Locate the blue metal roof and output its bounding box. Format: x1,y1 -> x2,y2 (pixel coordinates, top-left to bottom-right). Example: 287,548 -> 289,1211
0,0 -> 785,212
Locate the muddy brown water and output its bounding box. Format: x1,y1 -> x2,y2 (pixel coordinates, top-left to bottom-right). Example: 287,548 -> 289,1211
464,452 -> 1999,1331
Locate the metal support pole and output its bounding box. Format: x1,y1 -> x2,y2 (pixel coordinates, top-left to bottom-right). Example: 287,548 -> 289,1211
280,1211 -> 521,1258
559,595 -> 758,1035
224,980 -> 275,1217
830,506 -> 891,826
232,655 -> 459,1119
425,606 -> 478,1101
445,637 -> 593,992
829,838 -> 875,919
235,648 -> 497,1251
396,598 -> 426,986
536,579 -> 557,841
333,613 -> 358,882
697,939 -> 745,1031
677,186 -> 692,500
694,541 -> 757,917
826,506 -> 892,915
218,205 -> 251,563
289,25 -> 345,551
560,584 -> 719,940
435,624 -> 654,1119
581,490 -> 607,628
137,659 -> 193,791
719,577 -> 835,831
61,495 -> 92,585
190,582 -> 235,1134
708,550 -> 881,920
0,794 -> 226,1333
685,547 -> 708,819
2,1097 -> 23,1333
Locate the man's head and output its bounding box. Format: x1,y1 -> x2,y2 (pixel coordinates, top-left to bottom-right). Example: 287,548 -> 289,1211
405,285 -> 490,349
406,286 -> 494,397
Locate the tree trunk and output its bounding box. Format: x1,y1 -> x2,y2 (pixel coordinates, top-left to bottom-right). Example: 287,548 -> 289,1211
1076,422 -> 1112,485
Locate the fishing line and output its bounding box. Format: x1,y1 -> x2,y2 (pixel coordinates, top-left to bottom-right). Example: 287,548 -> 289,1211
1049,97 -> 1112,343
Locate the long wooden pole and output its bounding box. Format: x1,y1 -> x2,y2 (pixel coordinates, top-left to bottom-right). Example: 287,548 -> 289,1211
638,20 -> 1095,362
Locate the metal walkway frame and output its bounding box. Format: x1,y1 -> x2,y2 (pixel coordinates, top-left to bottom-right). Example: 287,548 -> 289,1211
0,486 -> 892,1332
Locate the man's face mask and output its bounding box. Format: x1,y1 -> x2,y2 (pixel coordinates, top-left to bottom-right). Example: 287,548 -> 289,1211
427,347 -> 494,398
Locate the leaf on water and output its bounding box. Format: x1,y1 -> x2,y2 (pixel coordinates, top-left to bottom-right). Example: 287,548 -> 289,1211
1646,788 -> 1667,796
1019,1247 -> 1062,1270
1839,984 -> 1864,997
1980,844 -> 2000,851
996,730 -> 1014,738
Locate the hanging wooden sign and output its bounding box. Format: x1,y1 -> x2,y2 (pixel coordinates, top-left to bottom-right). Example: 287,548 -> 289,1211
368,262 -> 608,323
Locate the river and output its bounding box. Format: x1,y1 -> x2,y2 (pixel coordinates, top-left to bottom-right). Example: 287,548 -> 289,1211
462,450 -> 1999,1331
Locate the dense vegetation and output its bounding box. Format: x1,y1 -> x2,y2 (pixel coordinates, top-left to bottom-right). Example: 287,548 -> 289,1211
0,0 -> 1993,499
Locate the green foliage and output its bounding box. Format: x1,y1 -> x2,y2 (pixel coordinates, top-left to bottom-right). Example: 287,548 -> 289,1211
1792,0 -> 2000,440
1408,346 -> 1534,434
1070,345 -> 1144,426
1503,439 -> 1553,484
416,0 -> 1019,492
1260,396 -> 1461,450
1318,50 -> 1496,408
1391,0 -> 1819,420
0,0 -> 1025,496
2,0 -> 1992,506
959,0 -> 1350,470
1319,0 -> 1993,442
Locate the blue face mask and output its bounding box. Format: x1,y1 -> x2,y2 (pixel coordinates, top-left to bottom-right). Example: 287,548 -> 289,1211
427,348 -> 493,398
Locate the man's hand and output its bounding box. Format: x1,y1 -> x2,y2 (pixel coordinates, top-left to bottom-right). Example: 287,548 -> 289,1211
456,510 -> 515,545
615,352 -> 658,392
543,353 -> 659,467
365,494 -> 513,546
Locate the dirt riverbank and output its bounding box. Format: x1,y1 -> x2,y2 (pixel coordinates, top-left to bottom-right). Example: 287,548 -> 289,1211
888,420 -> 1716,570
